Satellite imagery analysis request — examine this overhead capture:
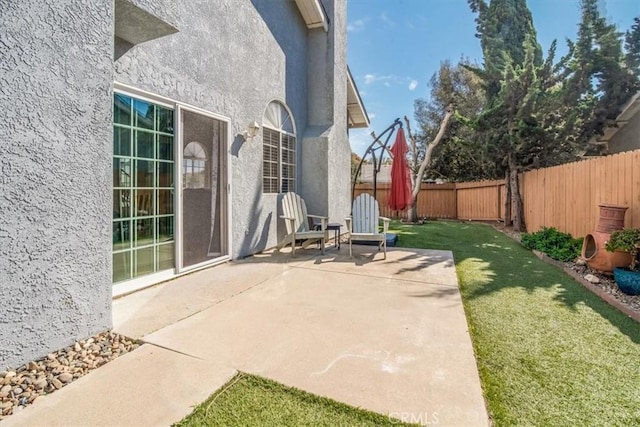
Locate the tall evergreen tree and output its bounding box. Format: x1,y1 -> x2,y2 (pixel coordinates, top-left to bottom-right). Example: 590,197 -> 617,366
625,17 -> 640,81
413,60 -> 492,182
467,0 -> 546,230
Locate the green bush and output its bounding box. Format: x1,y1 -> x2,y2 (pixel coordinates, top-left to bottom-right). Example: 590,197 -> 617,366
521,227 -> 583,262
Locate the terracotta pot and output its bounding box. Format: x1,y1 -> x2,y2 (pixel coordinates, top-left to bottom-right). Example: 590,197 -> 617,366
595,204 -> 628,233
582,232 -> 632,273
582,204 -> 629,272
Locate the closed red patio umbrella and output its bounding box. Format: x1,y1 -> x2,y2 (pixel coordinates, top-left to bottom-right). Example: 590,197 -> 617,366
388,127 -> 413,211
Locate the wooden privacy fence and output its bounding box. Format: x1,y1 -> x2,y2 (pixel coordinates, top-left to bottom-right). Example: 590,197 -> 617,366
353,149 -> 640,238
353,180 -> 505,221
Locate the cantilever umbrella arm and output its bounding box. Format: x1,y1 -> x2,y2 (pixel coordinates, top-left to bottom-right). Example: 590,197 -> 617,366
351,118 -> 403,207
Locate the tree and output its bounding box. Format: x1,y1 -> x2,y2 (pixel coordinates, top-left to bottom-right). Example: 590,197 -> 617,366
625,17 -> 640,78
413,59 -> 493,182
466,0 -> 639,231
467,0 -> 545,231
404,108 -> 455,223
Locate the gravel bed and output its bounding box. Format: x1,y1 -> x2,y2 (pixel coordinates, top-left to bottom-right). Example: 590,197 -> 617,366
565,261 -> 640,314
0,331 -> 139,420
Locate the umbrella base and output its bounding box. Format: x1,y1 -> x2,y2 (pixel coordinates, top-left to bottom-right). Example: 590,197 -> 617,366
352,232 -> 398,247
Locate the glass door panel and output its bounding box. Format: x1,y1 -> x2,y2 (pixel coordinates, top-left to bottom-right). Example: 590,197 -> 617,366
181,110 -> 227,269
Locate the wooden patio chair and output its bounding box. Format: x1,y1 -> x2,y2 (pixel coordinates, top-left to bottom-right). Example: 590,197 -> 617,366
278,192 -> 327,257
346,193 -> 391,259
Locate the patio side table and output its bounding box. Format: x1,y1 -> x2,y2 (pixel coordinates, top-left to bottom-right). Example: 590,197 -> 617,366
313,222 -> 343,249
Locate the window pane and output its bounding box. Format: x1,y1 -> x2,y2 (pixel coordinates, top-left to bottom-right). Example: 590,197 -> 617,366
134,99 -> 154,130
113,251 -> 131,283
157,216 -> 174,242
112,220 -> 131,251
136,160 -> 154,187
157,107 -> 173,134
158,135 -> 173,160
136,130 -> 154,159
114,126 -> 131,156
113,158 -> 132,188
114,94 -> 131,125
135,218 -> 154,246
157,243 -> 174,271
113,189 -> 131,219
134,247 -> 154,276
158,162 -> 173,187
135,189 -> 154,217
113,93 -> 175,284
158,190 -> 173,215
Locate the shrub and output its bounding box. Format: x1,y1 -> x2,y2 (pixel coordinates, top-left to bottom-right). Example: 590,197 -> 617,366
521,227 -> 583,262
605,228 -> 640,270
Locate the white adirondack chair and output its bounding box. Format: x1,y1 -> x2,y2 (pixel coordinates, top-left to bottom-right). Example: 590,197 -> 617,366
345,193 -> 391,259
279,192 -> 327,257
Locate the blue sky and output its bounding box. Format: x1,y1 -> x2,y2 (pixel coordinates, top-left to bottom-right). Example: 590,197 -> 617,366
347,0 -> 640,155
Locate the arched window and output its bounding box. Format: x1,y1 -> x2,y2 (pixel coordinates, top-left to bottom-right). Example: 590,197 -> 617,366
183,141 -> 207,189
262,101 -> 296,194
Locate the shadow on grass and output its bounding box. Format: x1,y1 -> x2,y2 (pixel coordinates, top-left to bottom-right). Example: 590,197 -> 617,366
390,220 -> 640,345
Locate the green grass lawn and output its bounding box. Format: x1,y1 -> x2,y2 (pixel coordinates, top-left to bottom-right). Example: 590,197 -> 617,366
175,373 -> 415,427
389,220 -> 640,426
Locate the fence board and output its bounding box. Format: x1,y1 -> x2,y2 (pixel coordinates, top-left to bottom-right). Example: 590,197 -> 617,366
353,149 -> 640,236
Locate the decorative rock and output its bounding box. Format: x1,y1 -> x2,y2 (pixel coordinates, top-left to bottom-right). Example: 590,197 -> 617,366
575,258 -> 587,266
58,373 -> 73,383
0,331 -> 137,421
585,274 -> 600,284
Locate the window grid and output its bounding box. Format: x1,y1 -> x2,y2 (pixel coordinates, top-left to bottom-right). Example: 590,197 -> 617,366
113,94 -> 175,283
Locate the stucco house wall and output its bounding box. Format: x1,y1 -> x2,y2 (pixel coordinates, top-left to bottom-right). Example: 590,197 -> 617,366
0,0 -> 359,369
0,1 -> 114,369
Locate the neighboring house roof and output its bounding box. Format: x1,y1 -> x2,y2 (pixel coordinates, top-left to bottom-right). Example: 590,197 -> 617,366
584,91 -> 640,155
359,164 -> 392,183
347,66 -> 370,128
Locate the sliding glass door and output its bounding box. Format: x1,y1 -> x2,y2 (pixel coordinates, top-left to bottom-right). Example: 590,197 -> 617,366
179,108 -> 228,270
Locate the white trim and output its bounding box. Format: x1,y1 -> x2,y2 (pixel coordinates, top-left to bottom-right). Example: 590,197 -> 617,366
112,83 -> 234,293
262,99 -> 297,135
112,256 -> 231,298
178,255 -> 231,275
176,104 -> 232,274
114,82 -> 231,122
294,0 -> 328,32
112,269 -> 175,298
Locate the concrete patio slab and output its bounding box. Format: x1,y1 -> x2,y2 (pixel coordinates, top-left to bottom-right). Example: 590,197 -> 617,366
114,257 -> 303,338
142,246 -> 488,426
3,344 -> 236,427
6,245 -> 488,426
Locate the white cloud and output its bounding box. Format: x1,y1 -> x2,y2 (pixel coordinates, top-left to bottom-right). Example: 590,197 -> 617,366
380,12 -> 396,27
408,80 -> 418,91
347,18 -> 367,32
368,113 -> 376,119
363,74 -> 397,86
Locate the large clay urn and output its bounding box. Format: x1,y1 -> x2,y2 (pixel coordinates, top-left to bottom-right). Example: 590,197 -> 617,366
582,204 -> 632,273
